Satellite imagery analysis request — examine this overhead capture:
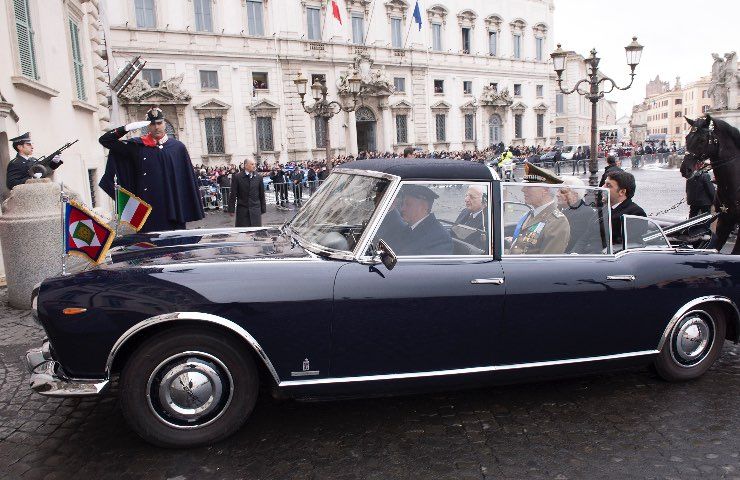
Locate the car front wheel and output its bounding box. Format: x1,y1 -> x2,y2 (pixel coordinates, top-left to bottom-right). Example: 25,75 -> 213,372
653,306 -> 726,382
120,327 -> 259,447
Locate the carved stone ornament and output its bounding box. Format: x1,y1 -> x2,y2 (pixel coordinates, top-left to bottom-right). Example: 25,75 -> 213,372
480,85 -> 513,107
337,54 -> 394,97
708,51 -> 738,110
119,73 -> 192,103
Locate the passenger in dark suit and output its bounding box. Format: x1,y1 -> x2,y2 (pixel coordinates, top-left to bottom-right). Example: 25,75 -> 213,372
228,158 -> 266,227
452,185 -> 487,251
393,184 -> 452,256
604,170 -> 646,248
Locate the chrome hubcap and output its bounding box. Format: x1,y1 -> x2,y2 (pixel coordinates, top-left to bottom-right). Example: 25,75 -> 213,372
147,352 -> 233,429
671,312 -> 714,367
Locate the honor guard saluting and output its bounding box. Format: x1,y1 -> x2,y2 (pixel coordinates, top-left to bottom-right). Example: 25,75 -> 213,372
509,162 -> 570,255
98,107 -> 204,232
7,132 -> 62,190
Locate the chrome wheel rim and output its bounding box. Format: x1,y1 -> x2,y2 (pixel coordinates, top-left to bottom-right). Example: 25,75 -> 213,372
146,351 -> 233,429
670,311 -> 715,368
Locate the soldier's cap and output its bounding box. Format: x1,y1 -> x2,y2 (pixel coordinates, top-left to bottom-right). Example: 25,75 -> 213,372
522,162 -> 563,184
402,184 -> 439,203
146,107 -> 165,123
9,132 -> 31,145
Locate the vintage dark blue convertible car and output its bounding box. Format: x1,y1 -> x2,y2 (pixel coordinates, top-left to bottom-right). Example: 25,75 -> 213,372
26,159 -> 739,447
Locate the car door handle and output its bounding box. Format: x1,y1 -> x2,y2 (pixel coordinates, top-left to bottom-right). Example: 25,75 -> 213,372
471,278 -> 505,285
606,275 -> 635,282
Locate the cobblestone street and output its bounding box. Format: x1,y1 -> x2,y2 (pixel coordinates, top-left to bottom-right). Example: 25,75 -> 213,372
2,164 -> 740,479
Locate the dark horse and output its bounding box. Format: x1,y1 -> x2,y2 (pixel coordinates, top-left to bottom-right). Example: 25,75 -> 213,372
685,114 -> 740,253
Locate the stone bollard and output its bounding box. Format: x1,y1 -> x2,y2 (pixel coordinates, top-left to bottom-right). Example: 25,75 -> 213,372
0,179 -> 63,309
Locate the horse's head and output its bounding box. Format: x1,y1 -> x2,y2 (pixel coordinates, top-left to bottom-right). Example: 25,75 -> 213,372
679,152 -> 702,179
685,115 -> 719,159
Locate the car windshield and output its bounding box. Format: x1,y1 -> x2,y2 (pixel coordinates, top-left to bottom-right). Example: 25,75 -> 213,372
289,172 -> 391,254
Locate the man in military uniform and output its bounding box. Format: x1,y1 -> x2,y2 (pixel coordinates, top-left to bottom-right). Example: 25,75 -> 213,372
509,162 -> 570,255
7,132 -> 62,190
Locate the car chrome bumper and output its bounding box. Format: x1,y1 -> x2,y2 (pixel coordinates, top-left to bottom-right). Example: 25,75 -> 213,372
26,341 -> 109,397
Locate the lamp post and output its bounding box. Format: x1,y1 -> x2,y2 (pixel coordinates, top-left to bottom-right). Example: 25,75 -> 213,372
293,72 -> 362,172
551,37 -> 643,186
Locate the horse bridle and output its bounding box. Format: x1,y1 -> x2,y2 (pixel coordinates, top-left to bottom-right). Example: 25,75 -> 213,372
688,121 -> 724,177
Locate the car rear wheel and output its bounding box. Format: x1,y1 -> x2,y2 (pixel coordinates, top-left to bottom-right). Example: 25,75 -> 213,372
653,306 -> 726,382
120,327 -> 258,447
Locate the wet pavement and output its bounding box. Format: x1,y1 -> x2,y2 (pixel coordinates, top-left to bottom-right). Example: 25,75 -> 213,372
2,159 -> 740,479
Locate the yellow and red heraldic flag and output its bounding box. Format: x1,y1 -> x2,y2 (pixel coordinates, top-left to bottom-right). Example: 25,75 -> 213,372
65,200 -> 115,264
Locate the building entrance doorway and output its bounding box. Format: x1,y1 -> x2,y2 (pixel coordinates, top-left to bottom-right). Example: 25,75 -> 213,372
489,114 -> 502,146
355,107 -> 377,153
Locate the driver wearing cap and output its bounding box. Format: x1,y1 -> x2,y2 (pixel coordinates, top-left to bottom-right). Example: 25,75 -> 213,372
391,184 -> 452,256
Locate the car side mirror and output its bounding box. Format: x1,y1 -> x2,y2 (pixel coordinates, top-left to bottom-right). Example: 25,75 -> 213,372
376,239 -> 397,270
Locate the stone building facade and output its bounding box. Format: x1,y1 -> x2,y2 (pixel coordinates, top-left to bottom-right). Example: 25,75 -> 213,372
104,0 -> 557,165
0,0 -> 110,207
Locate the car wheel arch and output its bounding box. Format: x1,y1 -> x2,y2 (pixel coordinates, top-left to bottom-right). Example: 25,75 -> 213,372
658,296 -> 740,350
106,312 -> 281,386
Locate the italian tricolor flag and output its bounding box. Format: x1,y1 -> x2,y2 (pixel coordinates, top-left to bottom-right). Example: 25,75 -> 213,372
117,186 -> 152,231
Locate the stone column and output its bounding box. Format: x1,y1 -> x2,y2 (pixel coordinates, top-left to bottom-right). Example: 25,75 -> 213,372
0,101 -> 14,200
347,110 -> 358,156
380,101 -> 393,153
0,179 -> 64,308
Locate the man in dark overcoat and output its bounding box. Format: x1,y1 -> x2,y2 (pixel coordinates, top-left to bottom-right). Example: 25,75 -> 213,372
99,107 -> 204,232
7,132 -> 62,190
393,184 -> 452,256
229,158 -> 266,227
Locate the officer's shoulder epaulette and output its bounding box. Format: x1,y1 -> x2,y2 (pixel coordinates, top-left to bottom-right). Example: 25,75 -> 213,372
551,209 -> 564,218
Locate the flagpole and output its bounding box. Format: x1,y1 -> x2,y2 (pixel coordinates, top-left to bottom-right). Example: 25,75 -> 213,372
114,174 -> 120,236
60,182 -> 68,276
362,0 -> 377,45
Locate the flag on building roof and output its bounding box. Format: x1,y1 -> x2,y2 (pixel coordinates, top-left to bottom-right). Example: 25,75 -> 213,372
117,186 -> 152,232
412,1 -> 422,31
330,0 -> 342,24
65,200 -> 115,265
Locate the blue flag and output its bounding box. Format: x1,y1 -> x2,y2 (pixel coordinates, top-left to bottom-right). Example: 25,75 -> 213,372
412,1 -> 422,31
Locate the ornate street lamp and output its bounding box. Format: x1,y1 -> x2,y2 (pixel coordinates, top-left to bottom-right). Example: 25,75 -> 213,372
551,37 -> 644,186
293,72 -> 363,171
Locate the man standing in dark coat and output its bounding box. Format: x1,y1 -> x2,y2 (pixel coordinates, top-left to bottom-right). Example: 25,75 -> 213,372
228,158 -> 266,227
99,107 -> 204,232
604,170 -> 646,248
7,132 -> 62,190
599,155 -> 623,187
681,154 -> 715,217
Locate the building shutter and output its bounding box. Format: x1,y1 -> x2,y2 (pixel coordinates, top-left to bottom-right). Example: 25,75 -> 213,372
14,0 -> 38,79
69,19 -> 86,100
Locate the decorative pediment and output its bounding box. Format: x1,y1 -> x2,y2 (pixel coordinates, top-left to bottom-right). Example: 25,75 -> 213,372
533,103 -> 548,112
248,99 -> 280,118
426,4 -> 448,24
459,100 -> 478,112
532,22 -> 548,36
480,85 -> 512,107
384,0 -> 408,19
119,73 -> 192,104
430,100 -> 451,111
457,9 -> 478,27
511,101 -> 527,114
194,98 -> 231,111
337,55 -> 393,97
345,0 -> 371,15
510,18 -> 526,32
485,14 -> 503,31
390,99 -> 413,111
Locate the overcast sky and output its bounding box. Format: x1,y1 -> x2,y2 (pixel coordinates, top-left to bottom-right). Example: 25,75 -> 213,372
553,0 -> 739,118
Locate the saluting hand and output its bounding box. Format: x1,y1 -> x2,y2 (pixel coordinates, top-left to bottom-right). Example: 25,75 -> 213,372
124,120 -> 151,132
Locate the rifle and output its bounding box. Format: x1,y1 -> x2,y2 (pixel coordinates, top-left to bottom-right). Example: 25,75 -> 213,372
28,139 -> 78,178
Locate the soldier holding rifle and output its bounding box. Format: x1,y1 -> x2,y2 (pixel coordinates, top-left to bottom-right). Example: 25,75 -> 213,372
6,132 -> 66,190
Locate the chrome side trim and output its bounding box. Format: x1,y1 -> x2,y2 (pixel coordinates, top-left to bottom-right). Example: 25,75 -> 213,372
278,350 -> 658,387
105,312 -> 282,385
606,275 -> 635,282
658,295 -> 740,351
471,278 -> 504,285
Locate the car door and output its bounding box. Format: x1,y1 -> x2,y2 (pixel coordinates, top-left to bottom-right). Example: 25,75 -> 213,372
330,181 -> 505,377
497,182 -> 639,365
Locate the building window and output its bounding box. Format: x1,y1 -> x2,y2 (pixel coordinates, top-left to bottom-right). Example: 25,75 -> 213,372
489,82 -> 498,92
536,114 -> 544,138
512,34 -> 521,59
142,68 -> 162,87
435,114 -> 446,142
488,31 -> 497,56
204,117 -> 225,154
535,37 -> 543,61
536,84 -> 544,97
252,72 -> 268,90
246,0 -> 264,35
434,79 -> 444,94
461,27 -> 471,54
514,114 -> 522,138
432,23 -> 442,51
556,94 -> 564,114
135,0 -> 156,28
200,70 -> 219,90
555,126 -> 565,134
351,13 -> 364,44
675,98 -> 682,105
674,111 -> 682,118
68,18 -> 86,101
396,114 -> 408,144
513,84 -> 522,96
394,77 -> 405,92
256,117 -> 274,151
463,81 -> 472,95
675,126 -> 680,134
314,116 -> 327,148
14,0 -> 38,79
307,7 -> 321,40
391,17 -> 402,48
702,105 -> 710,113
194,0 -> 213,32
702,90 -> 707,98
311,73 -> 326,85
464,114 -> 474,141
87,169 -> 97,208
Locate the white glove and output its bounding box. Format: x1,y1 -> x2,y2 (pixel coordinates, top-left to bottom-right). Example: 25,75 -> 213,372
124,120 -> 151,132
51,155 -> 62,164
